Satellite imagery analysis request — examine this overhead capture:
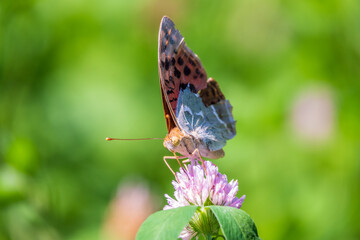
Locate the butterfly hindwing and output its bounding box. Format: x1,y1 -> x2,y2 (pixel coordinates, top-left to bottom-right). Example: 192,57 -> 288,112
158,16 -> 208,131
176,80 -> 236,151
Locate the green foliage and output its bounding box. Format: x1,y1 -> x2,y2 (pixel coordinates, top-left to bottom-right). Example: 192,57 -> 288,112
209,206 -> 259,240
136,206 -> 199,240
189,207 -> 220,239
137,206 -> 259,240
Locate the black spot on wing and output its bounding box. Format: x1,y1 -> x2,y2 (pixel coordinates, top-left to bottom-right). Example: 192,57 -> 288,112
189,84 -> 196,93
174,67 -> 181,78
184,66 -> 191,76
180,83 -> 187,90
165,58 -> 169,70
188,58 -> 196,66
179,83 -> 196,93
177,57 -> 184,65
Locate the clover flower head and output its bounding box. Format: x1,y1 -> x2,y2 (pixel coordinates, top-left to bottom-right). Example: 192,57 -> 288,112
164,161 -> 245,239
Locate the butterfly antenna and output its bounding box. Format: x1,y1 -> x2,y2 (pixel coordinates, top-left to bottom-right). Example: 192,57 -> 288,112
106,137 -> 163,141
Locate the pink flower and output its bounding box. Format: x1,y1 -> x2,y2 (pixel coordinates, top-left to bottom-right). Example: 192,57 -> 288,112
290,86 -> 335,142
164,161 -> 246,239
165,161 -> 245,209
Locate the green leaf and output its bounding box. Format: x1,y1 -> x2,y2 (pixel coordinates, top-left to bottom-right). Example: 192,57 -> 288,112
208,206 -> 260,240
136,206 -> 199,240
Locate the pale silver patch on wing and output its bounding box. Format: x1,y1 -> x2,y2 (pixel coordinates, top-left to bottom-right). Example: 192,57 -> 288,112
176,86 -> 236,151
177,104 -> 216,141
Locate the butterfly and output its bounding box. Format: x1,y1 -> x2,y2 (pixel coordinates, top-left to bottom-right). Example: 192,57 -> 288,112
158,16 -> 236,168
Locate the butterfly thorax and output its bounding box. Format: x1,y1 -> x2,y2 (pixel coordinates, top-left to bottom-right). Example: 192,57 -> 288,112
163,127 -> 225,159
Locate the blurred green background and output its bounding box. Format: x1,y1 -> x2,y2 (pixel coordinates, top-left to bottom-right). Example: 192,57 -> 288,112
1,0 -> 360,239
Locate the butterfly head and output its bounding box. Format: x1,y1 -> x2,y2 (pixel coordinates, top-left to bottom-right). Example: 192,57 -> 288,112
164,127 -> 182,148
170,135 -> 180,147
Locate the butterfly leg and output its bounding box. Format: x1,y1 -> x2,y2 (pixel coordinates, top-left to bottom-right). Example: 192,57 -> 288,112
163,156 -> 178,181
163,155 -> 188,182
190,148 -> 207,175
182,159 -> 191,171
171,151 -> 184,169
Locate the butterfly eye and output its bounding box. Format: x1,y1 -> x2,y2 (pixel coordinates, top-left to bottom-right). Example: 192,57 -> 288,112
171,136 -> 180,146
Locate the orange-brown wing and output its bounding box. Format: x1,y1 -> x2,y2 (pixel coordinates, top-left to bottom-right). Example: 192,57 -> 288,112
158,16 -> 208,132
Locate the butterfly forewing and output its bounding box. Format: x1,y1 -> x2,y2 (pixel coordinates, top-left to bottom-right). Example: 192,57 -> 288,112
158,16 -> 208,132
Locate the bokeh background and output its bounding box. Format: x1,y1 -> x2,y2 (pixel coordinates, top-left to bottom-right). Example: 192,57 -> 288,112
1,0 -> 360,239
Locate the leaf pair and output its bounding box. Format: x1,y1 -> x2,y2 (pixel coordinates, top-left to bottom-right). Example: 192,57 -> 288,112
136,206 -> 260,240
